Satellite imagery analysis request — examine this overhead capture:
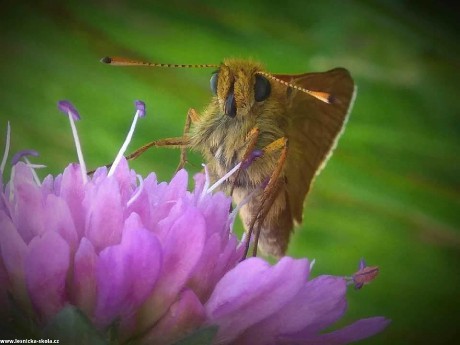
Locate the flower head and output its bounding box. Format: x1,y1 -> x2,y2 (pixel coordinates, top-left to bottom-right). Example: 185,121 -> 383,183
0,101 -> 389,344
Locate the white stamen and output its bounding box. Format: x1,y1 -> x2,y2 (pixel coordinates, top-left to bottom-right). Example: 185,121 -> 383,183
1,122 -> 11,175
127,174 -> 144,207
239,232 -> 248,246
68,112 -> 88,184
24,163 -> 47,169
9,166 -> 16,202
309,259 -> 316,271
207,162 -> 242,194
108,109 -> 141,178
200,164 -> 211,201
228,187 -> 258,231
24,157 -> 43,186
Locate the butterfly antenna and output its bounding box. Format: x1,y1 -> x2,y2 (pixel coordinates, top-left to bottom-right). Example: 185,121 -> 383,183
101,56 -> 219,69
256,71 -> 333,104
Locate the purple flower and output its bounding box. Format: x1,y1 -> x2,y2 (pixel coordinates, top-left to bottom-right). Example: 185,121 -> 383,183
0,101 -> 389,344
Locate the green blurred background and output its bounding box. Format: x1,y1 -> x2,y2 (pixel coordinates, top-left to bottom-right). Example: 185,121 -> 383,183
1,0 -> 459,344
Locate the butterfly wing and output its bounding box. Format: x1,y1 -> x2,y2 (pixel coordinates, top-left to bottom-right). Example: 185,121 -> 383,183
278,68 -> 356,224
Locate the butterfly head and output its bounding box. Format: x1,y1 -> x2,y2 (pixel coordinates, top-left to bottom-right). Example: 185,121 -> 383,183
210,59 -> 273,119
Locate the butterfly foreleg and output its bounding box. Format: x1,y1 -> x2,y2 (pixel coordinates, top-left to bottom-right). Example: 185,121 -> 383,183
124,136 -> 189,162
88,135 -> 189,175
241,137 -> 288,259
176,108 -> 200,172
229,127 -> 260,197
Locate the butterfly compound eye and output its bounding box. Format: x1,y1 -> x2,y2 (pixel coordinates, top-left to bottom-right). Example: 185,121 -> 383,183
254,75 -> 271,102
210,72 -> 218,95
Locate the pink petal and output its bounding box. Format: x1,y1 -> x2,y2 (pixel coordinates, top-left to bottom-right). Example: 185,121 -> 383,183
192,172 -> 206,200
0,188 -> 10,218
291,276 -> 347,334
206,257 -> 309,343
199,191 -> 232,239
137,207 -> 206,333
40,174 -> 55,196
73,237 -> 97,317
0,211 -> 29,310
280,317 -> 391,345
94,214 -> 162,329
153,198 -> 188,241
187,231 -> 241,303
146,171 -> 189,234
212,234 -> 244,284
141,289 -> 206,345
25,231 -> 70,322
0,258 -> 9,312
11,162 -> 45,243
58,163 -> 86,237
126,181 -> 151,227
84,177 -> 124,252
164,169 -> 188,201
236,276 -> 346,345
186,233 -> 222,302
44,194 -> 78,251
111,158 -> 137,204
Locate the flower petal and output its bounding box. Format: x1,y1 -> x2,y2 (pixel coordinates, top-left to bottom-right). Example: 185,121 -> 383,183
94,214 -> 162,329
198,191 -> 232,239
164,169 -> 188,201
279,317 -> 391,345
59,163 -> 86,237
141,289 -> 206,345
25,231 -> 70,321
206,257 -> 309,343
44,194 -> 78,251
187,232 -> 241,303
187,233 -> 222,302
145,170 -> 189,236
0,258 -> 9,313
290,276 -> 347,334
192,172 -> 206,200
84,176 -> 124,252
137,206 -> 206,332
236,276 -> 347,345
11,162 -> 45,243
0,210 -> 30,310
111,157 -> 137,204
73,237 -> 98,317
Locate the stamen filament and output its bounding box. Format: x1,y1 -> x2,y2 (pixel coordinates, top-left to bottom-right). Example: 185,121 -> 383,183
24,157 -> 42,186
108,101 -> 145,177
200,164 -> 211,201
207,162 -> 242,194
68,114 -> 88,184
0,122 -> 11,175
229,187 -> 258,230
127,174 -> 144,207
309,259 -> 316,271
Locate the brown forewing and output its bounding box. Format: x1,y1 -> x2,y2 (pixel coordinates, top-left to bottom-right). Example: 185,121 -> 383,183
279,68 -> 355,225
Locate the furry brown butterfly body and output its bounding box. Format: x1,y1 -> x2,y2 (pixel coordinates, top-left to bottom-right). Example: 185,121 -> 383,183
190,58 -> 355,256
101,56 -> 355,257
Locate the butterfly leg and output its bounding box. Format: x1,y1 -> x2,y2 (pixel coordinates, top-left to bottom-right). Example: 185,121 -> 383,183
229,127 -> 260,197
88,136 -> 189,175
125,136 -> 189,161
176,108 -> 200,172
242,137 -> 288,259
